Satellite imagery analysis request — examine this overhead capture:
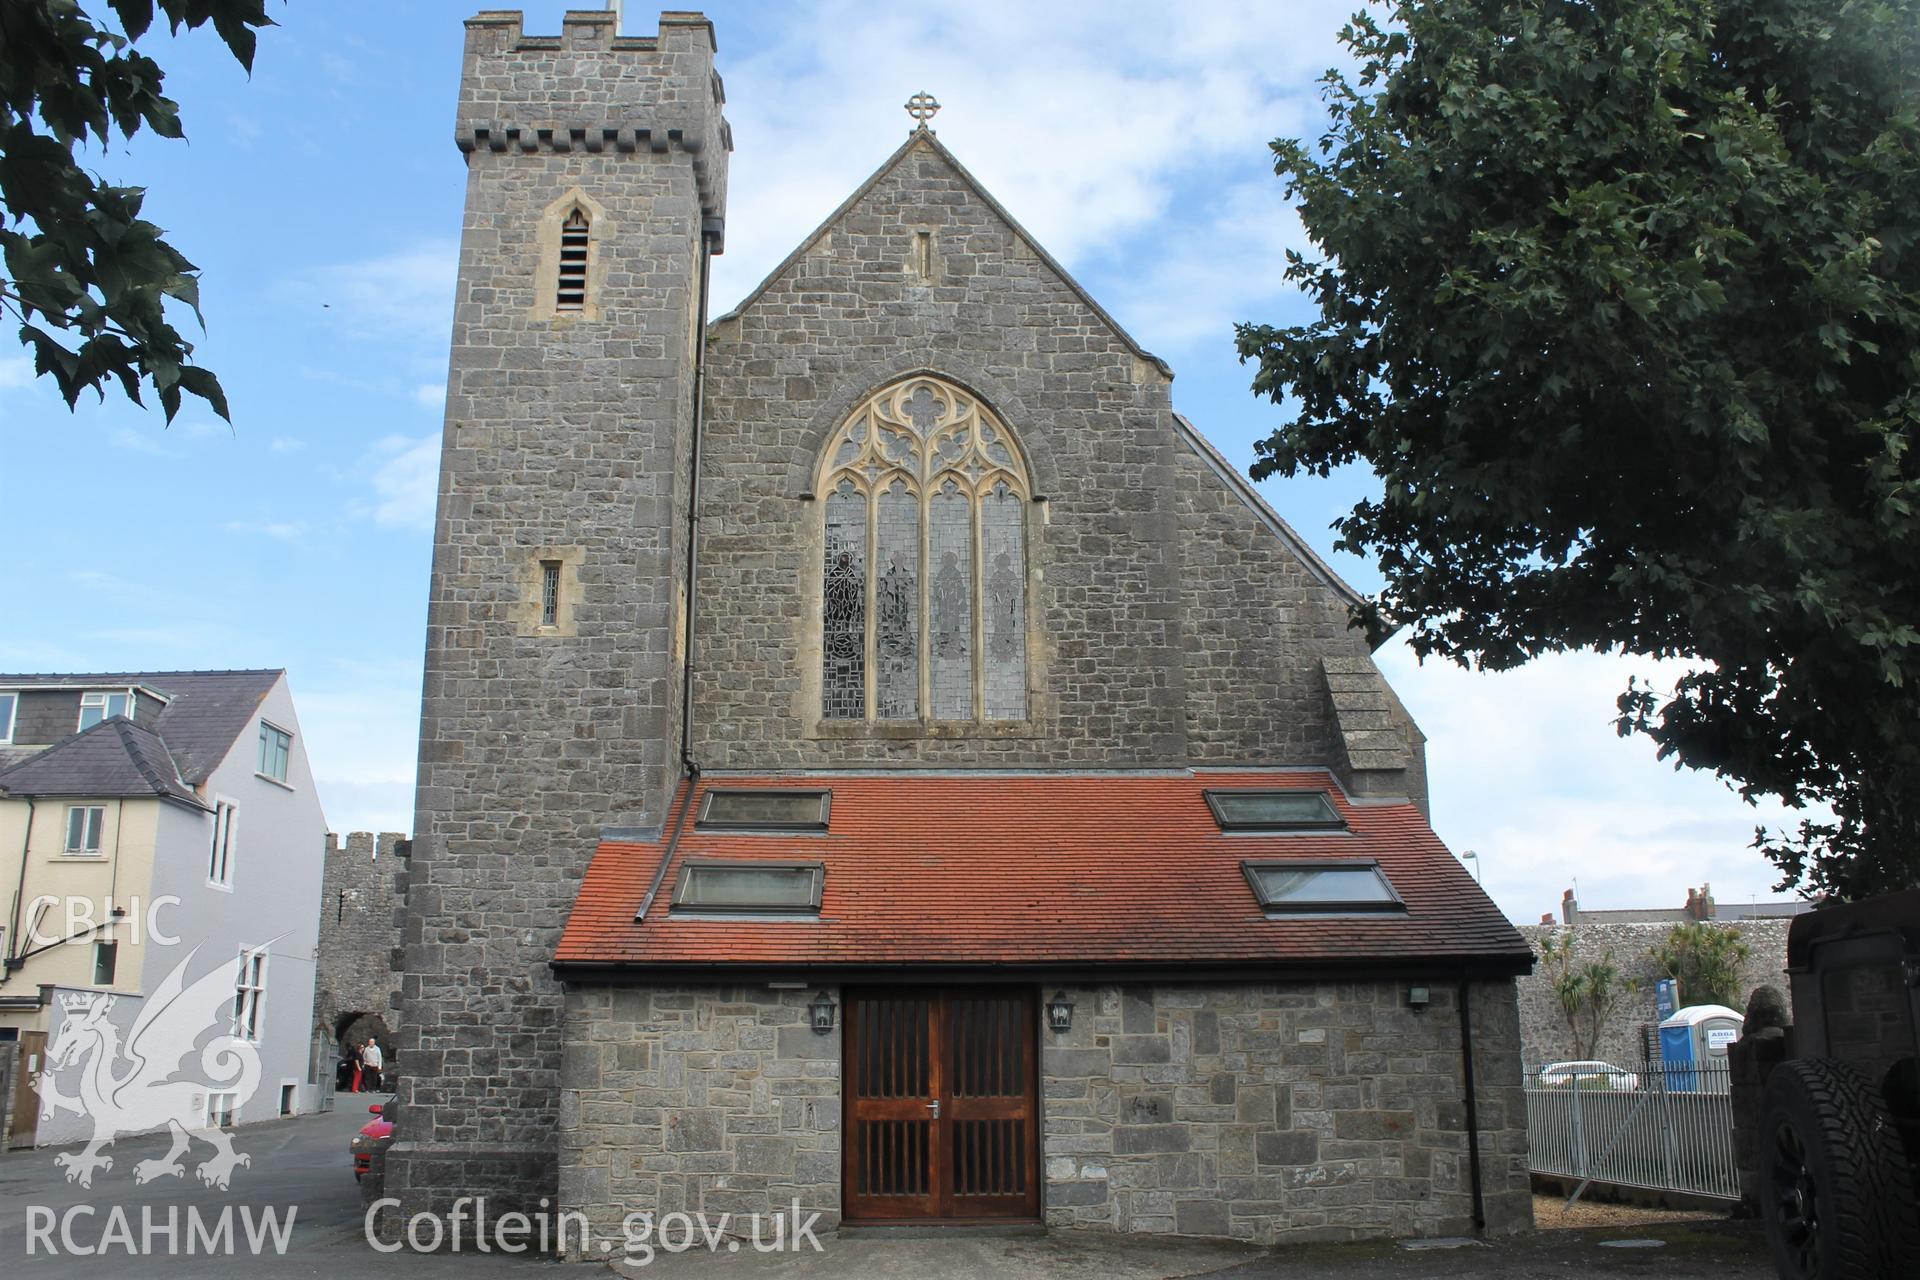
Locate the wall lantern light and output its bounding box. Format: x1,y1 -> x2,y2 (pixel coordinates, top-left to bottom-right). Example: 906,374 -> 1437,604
1406,984 -> 1432,1013
808,991 -> 837,1036
1046,990 -> 1075,1034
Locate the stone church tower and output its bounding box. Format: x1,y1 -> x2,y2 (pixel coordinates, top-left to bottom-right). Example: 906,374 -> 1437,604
388,9 -> 729,1213
392,8 -> 1531,1243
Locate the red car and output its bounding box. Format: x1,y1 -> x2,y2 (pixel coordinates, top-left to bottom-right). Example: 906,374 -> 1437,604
352,1103 -> 392,1180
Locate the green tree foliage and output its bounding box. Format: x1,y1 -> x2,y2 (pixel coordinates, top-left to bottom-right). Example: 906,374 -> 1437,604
1651,921 -> 1751,1007
1238,0 -> 1920,900
1,0 -> 274,422
1538,929 -> 1636,1059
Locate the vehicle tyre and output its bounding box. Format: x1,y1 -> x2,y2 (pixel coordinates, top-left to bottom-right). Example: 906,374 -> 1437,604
1761,1059 -> 1918,1280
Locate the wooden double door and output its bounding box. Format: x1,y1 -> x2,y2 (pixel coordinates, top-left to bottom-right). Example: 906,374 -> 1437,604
843,987 -> 1039,1222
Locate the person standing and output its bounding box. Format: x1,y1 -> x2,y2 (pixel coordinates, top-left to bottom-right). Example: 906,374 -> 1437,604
346,1038 -> 364,1093
362,1036 -> 385,1092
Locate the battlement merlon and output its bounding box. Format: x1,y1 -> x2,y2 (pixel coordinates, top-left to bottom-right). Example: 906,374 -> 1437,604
457,9 -> 731,248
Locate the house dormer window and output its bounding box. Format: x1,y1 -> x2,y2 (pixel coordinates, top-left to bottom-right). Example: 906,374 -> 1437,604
78,691 -> 132,732
818,376 -> 1031,724
556,208 -> 589,311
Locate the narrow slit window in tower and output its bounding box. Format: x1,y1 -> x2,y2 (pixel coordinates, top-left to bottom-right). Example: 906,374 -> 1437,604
540,560 -> 562,626
557,209 -> 590,311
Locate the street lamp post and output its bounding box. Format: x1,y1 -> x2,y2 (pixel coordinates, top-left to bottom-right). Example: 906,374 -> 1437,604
1460,849 -> 1482,884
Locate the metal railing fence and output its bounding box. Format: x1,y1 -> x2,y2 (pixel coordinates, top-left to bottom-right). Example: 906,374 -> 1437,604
1524,1059 -> 1739,1201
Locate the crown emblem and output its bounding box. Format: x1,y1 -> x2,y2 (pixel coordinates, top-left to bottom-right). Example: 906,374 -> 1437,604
59,990 -> 107,1012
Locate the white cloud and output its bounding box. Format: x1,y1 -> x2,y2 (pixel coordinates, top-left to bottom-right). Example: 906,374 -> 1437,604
413,382 -> 446,410
269,436 -> 306,453
0,356 -> 34,389
1377,641 -> 1815,923
706,0 -> 1362,328
367,432 -> 441,529
288,238 -> 460,342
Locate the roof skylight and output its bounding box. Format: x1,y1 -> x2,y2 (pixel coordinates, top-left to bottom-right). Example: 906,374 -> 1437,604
697,789 -> 831,832
1205,789 -> 1345,832
1242,861 -> 1404,914
670,861 -> 824,914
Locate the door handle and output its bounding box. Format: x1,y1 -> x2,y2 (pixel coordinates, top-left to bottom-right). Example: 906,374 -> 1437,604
928,1099 -> 941,1118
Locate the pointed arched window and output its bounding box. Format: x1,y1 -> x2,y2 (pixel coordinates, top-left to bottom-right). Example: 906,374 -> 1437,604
819,376 -> 1030,723
556,208 -> 590,311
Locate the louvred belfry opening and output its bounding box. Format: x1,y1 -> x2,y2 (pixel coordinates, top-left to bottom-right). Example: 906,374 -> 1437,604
556,208 -> 589,310
843,987 -> 1038,1222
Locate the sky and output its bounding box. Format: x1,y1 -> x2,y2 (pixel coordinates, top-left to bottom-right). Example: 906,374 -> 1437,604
0,0 -> 1812,924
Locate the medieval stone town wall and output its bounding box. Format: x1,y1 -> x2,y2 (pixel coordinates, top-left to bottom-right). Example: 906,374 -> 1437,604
1513,919 -> 1792,1068
314,832 -> 410,1058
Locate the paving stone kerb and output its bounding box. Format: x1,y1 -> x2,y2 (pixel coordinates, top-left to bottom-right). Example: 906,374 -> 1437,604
557,980 -> 1530,1247
400,5 -> 1445,1228
1514,920 -> 1790,1067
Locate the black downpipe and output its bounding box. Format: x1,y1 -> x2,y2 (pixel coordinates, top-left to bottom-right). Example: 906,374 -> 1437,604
679,238 -> 712,774
1459,979 -> 1487,1230
639,231 -> 716,925
4,797 -> 35,980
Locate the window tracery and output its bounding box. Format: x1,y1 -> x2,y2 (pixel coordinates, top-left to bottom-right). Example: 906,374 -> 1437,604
817,376 -> 1030,723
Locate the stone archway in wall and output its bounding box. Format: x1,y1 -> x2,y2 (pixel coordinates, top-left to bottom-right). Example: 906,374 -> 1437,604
333,1011 -> 395,1091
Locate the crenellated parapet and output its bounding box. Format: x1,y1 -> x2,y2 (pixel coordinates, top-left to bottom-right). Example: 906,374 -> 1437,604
457,9 -> 730,245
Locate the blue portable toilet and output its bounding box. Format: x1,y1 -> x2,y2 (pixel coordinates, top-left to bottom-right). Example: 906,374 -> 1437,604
1659,1004 -> 1744,1090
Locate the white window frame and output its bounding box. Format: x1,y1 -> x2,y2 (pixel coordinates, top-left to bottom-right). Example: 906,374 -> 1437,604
205,1090 -> 239,1128
232,947 -> 267,1043
77,690 -> 133,733
0,691 -> 16,744
206,799 -> 238,889
64,805 -> 105,855
257,722 -> 292,784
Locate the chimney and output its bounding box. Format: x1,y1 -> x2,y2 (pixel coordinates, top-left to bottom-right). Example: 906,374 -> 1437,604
1699,881 -> 1715,919
1539,913 -> 1555,926
1685,886 -> 1700,920
1561,888 -> 1579,925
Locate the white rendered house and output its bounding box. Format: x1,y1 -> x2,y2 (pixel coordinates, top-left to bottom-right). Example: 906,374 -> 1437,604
0,670 -> 327,1148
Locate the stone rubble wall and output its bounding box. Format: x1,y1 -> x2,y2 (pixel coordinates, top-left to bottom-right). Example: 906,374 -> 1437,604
1514,920 -> 1791,1068
1041,980 -> 1532,1243
558,985 -> 841,1249
557,979 -> 1530,1247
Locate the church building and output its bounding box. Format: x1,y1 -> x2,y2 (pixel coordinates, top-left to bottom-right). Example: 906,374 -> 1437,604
385,8 -> 1534,1246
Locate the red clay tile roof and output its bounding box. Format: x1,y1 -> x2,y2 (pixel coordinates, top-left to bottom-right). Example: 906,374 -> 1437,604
553,770 -> 1533,977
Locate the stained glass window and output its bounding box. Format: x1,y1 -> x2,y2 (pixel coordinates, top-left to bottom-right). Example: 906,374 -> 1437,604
818,376 -> 1031,724
982,482 -> 1027,720
823,479 -> 867,720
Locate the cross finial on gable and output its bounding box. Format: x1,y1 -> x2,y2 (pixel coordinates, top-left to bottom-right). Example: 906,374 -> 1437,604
905,91 -> 941,131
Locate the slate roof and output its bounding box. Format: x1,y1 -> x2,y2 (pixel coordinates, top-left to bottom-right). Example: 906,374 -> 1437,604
0,718 -> 205,808
0,669 -> 281,788
553,770 -> 1534,978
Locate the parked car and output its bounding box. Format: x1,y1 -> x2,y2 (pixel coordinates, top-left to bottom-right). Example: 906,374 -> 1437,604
351,1102 -> 392,1180
1538,1060 -> 1641,1091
